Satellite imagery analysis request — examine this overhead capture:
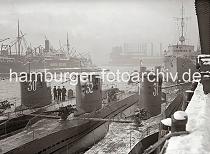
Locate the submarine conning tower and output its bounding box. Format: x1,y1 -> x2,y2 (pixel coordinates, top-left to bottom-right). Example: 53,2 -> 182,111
140,73 -> 162,117
195,0 -> 210,55
20,73 -> 52,108
76,74 -> 102,113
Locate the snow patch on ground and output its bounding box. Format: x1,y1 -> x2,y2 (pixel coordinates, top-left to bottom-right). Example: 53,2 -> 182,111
166,83 -> 210,154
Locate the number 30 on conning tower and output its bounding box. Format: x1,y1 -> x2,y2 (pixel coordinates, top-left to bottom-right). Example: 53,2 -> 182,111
27,81 -> 37,91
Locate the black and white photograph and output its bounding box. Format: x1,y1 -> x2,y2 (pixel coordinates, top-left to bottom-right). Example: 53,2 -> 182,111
0,0 -> 210,153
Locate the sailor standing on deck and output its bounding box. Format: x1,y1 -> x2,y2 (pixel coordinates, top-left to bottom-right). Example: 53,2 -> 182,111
53,86 -> 57,100
62,86 -> 67,101
57,86 -> 62,101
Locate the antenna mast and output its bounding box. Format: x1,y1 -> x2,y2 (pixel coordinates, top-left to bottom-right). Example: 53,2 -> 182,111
174,3 -> 189,45
178,4 -> 185,45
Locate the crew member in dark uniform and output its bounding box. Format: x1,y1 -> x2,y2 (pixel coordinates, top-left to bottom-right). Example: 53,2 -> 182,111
57,86 -> 62,101
53,86 -> 57,100
62,86 -> 67,101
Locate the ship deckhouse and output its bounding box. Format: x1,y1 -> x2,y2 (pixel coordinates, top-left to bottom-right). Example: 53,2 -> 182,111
166,44 -> 194,57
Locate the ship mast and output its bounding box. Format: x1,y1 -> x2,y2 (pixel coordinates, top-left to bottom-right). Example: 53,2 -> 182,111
17,20 -> 21,56
67,32 -> 70,54
175,4 -> 187,45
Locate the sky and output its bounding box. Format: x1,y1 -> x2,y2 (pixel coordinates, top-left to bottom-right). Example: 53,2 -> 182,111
0,0 -> 199,65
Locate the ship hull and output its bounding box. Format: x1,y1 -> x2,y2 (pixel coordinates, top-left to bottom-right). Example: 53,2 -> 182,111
0,60 -> 80,75
0,62 -> 26,76
56,101 -> 138,154
29,59 -> 81,70
0,115 -> 33,138
58,121 -> 109,154
1,94 -> 139,154
0,57 -> 89,76
0,98 -> 76,138
164,56 -> 197,82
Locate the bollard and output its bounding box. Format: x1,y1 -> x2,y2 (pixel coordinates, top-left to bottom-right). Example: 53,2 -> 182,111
171,111 -> 188,133
160,118 -> 171,137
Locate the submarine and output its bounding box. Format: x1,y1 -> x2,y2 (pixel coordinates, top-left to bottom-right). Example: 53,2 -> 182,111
0,73 -> 52,137
0,72 -> 139,154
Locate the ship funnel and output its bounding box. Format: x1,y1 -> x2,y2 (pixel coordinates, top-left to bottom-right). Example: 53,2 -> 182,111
20,73 -> 52,108
195,0 -> 210,54
76,74 -> 102,113
45,40 -> 50,52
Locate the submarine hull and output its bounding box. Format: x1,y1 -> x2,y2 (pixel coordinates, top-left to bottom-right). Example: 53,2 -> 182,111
57,98 -> 139,154
1,94 -> 139,154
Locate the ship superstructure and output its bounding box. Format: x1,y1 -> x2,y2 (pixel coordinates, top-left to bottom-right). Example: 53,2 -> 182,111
164,4 -> 200,82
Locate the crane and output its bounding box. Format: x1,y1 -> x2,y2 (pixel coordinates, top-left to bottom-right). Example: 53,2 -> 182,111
0,38 -> 10,43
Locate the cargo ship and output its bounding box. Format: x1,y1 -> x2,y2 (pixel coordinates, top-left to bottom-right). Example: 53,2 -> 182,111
0,21 -> 93,76
25,39 -> 93,71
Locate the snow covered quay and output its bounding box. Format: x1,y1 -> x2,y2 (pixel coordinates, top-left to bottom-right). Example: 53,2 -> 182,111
166,82 -> 210,154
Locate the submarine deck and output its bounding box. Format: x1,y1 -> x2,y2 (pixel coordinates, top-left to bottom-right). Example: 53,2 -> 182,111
0,116 -> 87,153
0,93 -> 133,153
0,97 -> 76,122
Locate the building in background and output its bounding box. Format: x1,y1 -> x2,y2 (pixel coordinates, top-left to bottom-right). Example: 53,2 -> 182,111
109,42 -> 164,67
